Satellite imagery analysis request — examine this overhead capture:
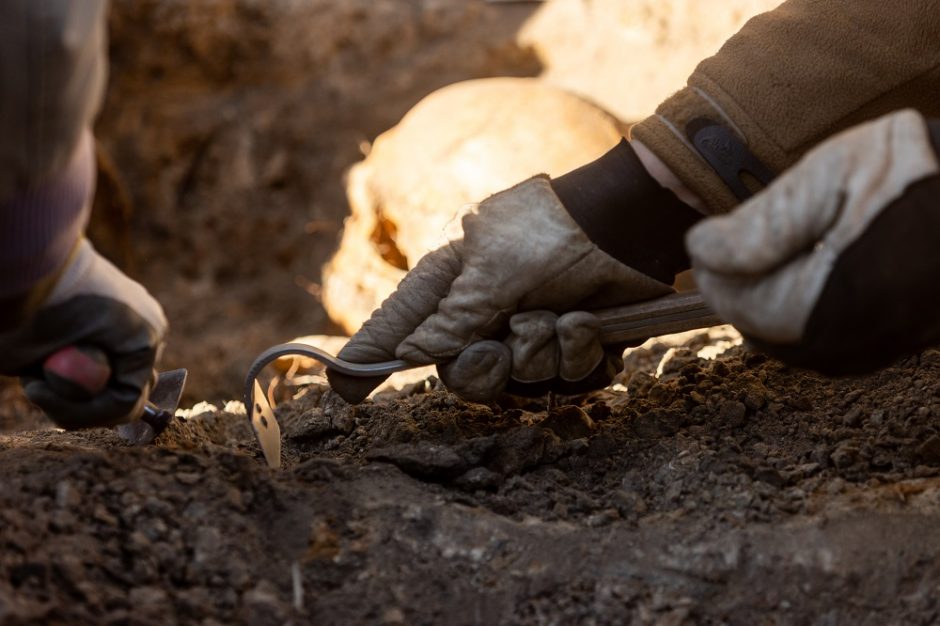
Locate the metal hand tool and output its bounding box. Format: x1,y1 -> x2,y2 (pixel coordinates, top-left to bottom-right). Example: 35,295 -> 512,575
244,290 -> 722,468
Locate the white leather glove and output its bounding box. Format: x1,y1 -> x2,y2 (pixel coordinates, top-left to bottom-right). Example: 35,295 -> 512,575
0,239 -> 168,428
328,176 -> 673,403
687,109 -> 940,373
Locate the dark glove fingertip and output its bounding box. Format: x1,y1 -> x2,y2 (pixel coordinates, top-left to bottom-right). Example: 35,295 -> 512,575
438,340 -> 511,402
554,365 -> 617,396
23,380 -> 138,429
325,370 -> 388,405
108,346 -> 159,388
503,378 -> 557,398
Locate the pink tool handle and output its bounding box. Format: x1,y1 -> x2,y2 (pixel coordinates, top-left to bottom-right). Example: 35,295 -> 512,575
42,346 -> 112,399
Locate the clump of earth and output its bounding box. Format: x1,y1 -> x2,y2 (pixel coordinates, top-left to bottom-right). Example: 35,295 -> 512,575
2,328 -> 938,624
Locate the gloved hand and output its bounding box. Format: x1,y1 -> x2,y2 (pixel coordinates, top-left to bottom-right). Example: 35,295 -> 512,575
495,310 -> 630,398
0,238 -> 168,429
687,109 -> 940,373
328,174 -> 676,403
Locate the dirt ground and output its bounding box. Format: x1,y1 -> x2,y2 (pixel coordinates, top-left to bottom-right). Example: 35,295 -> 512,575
4,2 -> 940,624
2,329 -> 939,625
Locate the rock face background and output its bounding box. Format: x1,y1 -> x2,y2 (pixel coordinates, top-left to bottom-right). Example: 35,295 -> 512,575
322,77 -> 626,332
519,0 -> 781,122
96,0 -> 540,400
92,0 -> 781,399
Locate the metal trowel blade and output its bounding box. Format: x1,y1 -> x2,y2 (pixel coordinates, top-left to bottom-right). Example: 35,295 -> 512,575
149,369 -> 188,412
250,379 -> 281,469
116,368 -> 188,445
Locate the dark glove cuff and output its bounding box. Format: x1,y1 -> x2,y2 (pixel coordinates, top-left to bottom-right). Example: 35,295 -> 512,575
748,171 -> 940,376
928,118 -> 940,159
550,139 -> 703,284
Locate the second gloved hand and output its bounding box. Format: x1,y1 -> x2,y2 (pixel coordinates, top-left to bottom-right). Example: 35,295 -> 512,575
0,239 -> 167,429
687,109 -> 940,373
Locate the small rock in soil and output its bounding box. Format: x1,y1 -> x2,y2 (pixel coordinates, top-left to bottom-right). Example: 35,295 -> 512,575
718,400 -> 747,426
916,435 -> 940,463
368,442 -> 470,479
455,467 -> 504,491
487,427 -> 563,475
241,580 -> 288,626
537,405 -> 595,440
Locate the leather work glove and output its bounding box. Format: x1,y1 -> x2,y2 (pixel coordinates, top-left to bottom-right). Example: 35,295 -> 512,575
0,239 -> 168,429
687,109 -> 940,374
496,310 -> 628,398
328,139 -> 705,403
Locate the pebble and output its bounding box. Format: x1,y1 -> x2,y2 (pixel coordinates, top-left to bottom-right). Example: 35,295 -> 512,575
612,489 -> 647,516
830,443 -> 859,469
842,407 -> 864,427
754,467 -> 785,488
92,505 -> 119,527
786,396 -> 813,411
742,389 -> 767,410
841,389 -> 863,405
55,481 -> 81,509
176,472 -> 201,485
49,510 -> 76,533
128,586 -> 169,616
176,586 -> 213,620
140,517 -> 169,542
585,508 -> 620,528
537,405 -> 595,440
627,371 -> 655,396
587,401 -> 612,422
226,487 -> 245,511
718,401 -> 747,427
367,441 -> 469,477
129,531 -> 151,551
916,435 -> 940,463
193,527 -> 223,565
455,467 -> 503,490
241,581 -> 287,626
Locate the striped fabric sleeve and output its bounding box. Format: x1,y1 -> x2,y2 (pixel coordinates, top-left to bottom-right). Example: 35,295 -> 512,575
0,131 -> 94,297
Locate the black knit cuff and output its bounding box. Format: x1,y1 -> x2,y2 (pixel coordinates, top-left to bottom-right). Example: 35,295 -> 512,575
928,118 -> 940,160
550,139 -> 703,284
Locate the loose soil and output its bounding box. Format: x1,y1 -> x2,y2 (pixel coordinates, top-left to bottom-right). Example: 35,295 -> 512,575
7,4 -> 937,625
2,330 -> 939,625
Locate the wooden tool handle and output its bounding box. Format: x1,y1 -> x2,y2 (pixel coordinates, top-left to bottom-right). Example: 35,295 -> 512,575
595,290 -> 722,345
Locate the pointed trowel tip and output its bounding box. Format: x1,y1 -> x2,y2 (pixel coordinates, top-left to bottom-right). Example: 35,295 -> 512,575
150,368 -> 188,412
116,368 -> 188,446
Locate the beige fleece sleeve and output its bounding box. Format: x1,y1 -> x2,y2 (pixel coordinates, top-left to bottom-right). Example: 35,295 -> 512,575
631,0 -> 940,214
